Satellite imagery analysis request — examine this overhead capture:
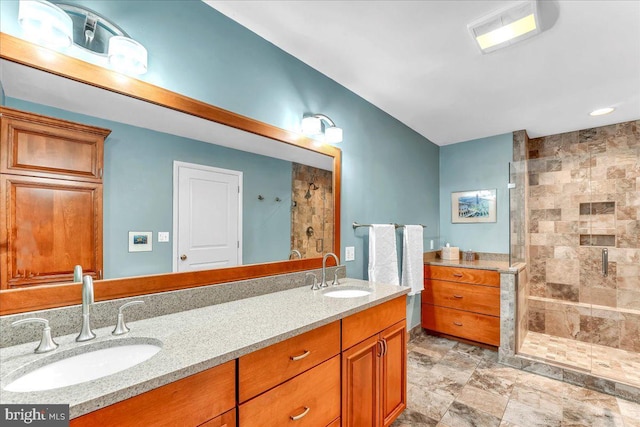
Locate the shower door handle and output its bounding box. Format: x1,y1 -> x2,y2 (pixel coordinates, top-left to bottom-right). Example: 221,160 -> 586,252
601,248 -> 608,277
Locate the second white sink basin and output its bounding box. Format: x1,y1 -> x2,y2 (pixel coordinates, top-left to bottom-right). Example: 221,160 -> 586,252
322,285 -> 372,298
4,339 -> 162,393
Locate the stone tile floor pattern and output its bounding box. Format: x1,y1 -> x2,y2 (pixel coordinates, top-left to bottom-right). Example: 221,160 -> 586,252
520,331 -> 640,387
391,333 -> 640,427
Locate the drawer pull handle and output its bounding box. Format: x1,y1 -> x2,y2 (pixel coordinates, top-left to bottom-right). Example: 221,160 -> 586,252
290,407 -> 310,421
452,273 -> 463,277
453,295 -> 463,299
453,321 -> 463,326
290,350 -> 311,361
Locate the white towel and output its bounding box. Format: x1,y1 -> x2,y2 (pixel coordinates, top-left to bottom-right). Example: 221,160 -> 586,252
402,225 -> 424,296
368,224 -> 399,285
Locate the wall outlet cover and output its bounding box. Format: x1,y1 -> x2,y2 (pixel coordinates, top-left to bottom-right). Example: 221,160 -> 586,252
158,232 -> 170,242
345,246 -> 355,261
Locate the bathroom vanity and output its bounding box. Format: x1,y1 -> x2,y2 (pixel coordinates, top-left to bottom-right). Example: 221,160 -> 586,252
421,258 -> 511,347
0,279 -> 408,427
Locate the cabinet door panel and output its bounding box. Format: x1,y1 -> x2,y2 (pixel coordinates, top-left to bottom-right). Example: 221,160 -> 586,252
424,265 -> 499,287
423,279 -> 500,316
380,320 -> 407,427
422,303 -> 500,346
1,109 -> 109,182
342,335 -> 380,427
342,296 -> 405,349
70,361 -> 235,427
239,321 -> 340,402
239,355 -> 340,427
1,175 -> 102,288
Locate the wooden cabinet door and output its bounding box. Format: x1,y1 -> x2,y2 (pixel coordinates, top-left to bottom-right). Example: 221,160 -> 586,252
342,335 -> 380,427
71,361 -> 235,427
380,320 -> 407,427
0,175 -> 102,288
0,107 -> 109,183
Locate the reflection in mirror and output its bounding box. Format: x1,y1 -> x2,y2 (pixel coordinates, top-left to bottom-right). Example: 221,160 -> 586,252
0,59 -> 334,286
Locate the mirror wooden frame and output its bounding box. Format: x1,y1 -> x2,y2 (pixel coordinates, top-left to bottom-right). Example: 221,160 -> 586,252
0,33 -> 341,315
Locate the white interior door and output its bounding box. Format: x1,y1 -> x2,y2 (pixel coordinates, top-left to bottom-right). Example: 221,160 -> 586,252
173,161 -> 242,272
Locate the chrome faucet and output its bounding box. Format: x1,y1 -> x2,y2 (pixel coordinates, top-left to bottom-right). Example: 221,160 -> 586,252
289,249 -> 302,260
321,252 -> 340,287
76,275 -> 96,342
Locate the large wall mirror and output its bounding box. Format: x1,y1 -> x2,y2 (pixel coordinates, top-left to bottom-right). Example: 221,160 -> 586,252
0,34 -> 341,315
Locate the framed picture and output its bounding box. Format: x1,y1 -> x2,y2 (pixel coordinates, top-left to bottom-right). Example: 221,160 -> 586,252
128,231 -> 153,252
451,189 -> 497,223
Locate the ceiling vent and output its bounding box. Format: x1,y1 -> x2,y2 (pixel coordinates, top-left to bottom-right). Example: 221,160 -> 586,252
468,0 -> 541,53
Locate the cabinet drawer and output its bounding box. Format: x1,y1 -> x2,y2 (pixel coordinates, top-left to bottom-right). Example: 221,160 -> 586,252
342,296 -> 405,349
421,304 -> 499,346
422,280 -> 499,316
1,109 -> 109,182
424,265 -> 499,287
239,355 -> 341,427
239,321 -> 340,402
198,408 -> 236,427
71,360 -> 235,427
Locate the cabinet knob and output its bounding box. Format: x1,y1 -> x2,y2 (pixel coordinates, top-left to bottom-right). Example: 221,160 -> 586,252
453,294 -> 464,299
453,321 -> 463,326
452,273 -> 463,278
180,254 -> 187,261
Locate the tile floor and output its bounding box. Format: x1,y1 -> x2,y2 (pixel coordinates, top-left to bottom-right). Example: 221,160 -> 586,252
392,332 -> 640,427
520,331 -> 640,387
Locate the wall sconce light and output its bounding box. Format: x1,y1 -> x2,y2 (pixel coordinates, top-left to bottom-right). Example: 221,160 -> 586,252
18,0 -> 148,75
468,0 -> 541,53
301,114 -> 343,144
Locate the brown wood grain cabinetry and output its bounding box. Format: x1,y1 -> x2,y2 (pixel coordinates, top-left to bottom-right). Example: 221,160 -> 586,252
422,265 -> 500,346
70,360 -> 235,427
0,107 -> 110,289
198,409 -> 236,427
239,355 -> 340,427
238,321 -> 340,403
342,297 -> 407,427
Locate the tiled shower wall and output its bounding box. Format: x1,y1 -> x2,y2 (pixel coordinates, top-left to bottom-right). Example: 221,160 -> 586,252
526,120 -> 640,352
291,164 -> 333,259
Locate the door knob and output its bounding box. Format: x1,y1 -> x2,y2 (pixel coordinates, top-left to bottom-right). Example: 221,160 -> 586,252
180,254 -> 187,261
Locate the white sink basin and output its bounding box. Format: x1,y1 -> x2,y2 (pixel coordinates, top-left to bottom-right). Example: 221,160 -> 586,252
4,340 -> 161,393
322,285 -> 372,298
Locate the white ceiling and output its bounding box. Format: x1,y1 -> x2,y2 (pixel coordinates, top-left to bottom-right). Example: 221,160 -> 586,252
208,1 -> 640,146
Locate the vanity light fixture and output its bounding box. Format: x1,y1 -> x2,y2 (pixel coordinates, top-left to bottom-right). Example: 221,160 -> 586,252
589,107 -> 615,117
18,0 -> 73,49
468,0 -> 541,53
17,0 -> 148,75
301,114 -> 343,144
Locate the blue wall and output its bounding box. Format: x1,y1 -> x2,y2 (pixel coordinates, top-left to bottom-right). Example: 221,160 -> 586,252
439,133 -> 512,254
6,98 -> 292,278
1,0 -> 441,329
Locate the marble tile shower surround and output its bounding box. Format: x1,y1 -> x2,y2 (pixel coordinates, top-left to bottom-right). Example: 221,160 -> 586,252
525,120 -> 640,352
291,163 -> 333,258
0,266 -> 341,348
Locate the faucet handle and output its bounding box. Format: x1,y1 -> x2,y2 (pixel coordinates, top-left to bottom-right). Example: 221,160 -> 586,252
332,266 -> 346,286
305,273 -> 319,291
112,301 -> 144,335
12,318 -> 58,354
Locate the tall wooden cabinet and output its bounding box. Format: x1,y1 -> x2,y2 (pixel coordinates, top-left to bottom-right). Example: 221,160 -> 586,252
342,297 -> 407,427
0,107 -> 110,288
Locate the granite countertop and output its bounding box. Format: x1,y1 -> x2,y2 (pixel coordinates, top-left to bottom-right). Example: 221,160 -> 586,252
424,258 -> 523,274
0,279 -> 408,418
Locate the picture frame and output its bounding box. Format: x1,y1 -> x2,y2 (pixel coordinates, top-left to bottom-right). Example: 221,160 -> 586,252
451,189 -> 497,223
128,231 -> 153,252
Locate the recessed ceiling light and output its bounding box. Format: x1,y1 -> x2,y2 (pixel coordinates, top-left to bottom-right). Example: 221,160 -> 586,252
468,0 -> 541,53
589,107 -> 615,116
